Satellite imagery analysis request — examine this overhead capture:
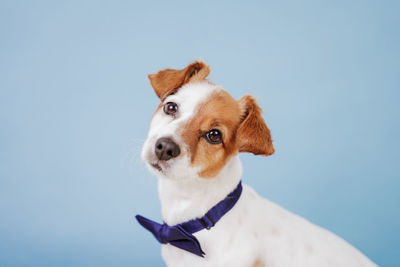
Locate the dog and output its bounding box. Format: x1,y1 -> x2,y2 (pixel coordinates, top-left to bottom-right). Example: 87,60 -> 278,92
138,61 -> 377,267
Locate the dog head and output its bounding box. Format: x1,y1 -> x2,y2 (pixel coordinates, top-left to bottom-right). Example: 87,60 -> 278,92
141,61 -> 274,180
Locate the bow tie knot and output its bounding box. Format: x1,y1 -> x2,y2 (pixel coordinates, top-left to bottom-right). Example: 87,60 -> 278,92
158,223 -> 171,244
135,215 -> 205,257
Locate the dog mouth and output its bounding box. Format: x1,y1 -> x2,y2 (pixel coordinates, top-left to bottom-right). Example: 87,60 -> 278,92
150,162 -> 163,172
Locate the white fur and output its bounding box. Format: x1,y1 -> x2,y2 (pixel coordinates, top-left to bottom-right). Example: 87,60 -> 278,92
141,82 -> 377,267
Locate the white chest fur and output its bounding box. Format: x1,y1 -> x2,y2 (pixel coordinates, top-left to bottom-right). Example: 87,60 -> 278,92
157,157 -> 376,267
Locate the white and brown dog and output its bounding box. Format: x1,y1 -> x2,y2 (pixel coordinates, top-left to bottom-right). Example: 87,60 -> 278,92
139,61 -> 376,267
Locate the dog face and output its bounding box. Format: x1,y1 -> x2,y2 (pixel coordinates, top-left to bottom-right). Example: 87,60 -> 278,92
141,62 -> 274,180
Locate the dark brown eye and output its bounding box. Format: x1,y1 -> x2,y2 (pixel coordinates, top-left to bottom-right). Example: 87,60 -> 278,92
163,102 -> 178,115
205,129 -> 223,144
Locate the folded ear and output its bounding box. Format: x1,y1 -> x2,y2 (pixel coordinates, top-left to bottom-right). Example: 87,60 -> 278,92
148,61 -> 210,99
236,95 -> 275,156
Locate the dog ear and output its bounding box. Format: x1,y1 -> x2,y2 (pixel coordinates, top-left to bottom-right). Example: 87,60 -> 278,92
236,95 -> 275,156
148,61 -> 210,99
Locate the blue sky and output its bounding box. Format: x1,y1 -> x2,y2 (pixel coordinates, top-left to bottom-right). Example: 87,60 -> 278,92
0,0 -> 399,266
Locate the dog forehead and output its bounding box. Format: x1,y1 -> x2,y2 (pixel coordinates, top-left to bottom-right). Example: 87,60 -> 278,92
168,82 -> 219,114
149,82 -> 220,137
160,82 -> 224,128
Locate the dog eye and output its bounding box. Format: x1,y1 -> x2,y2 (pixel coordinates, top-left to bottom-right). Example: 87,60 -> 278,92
205,129 -> 223,144
163,102 -> 178,115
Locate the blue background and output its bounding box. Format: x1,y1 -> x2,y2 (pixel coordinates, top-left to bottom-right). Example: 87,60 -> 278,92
1,0 -> 399,266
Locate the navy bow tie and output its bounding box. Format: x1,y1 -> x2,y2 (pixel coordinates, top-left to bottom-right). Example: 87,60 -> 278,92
135,181 -> 243,257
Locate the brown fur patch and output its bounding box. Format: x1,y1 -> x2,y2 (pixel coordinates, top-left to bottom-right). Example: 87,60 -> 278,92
182,92 -> 274,178
252,259 -> 266,267
148,61 -> 210,100
237,95 -> 275,156
182,90 -> 241,178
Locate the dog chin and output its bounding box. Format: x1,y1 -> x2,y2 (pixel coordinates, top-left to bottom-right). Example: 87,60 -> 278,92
143,158 -> 172,178
145,159 -> 199,182
142,144 -> 200,180
148,161 -> 169,175
144,159 -> 166,175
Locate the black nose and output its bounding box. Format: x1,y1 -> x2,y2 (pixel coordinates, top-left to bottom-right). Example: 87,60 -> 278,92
155,138 -> 180,161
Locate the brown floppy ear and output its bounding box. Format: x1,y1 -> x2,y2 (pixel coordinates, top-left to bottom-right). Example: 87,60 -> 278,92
148,61 -> 210,99
236,95 -> 275,156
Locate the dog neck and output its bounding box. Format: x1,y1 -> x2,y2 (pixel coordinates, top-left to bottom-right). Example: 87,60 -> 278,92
157,155 -> 243,226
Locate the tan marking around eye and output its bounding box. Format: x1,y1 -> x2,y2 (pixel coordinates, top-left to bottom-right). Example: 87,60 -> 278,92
182,90 -> 242,178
